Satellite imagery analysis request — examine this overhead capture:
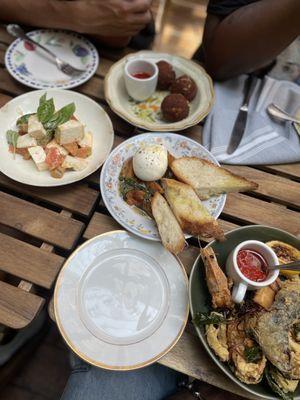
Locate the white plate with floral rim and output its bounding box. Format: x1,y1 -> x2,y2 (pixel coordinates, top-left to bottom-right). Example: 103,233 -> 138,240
104,51 -> 214,132
5,29 -> 99,89
100,133 -> 226,241
54,230 -> 189,370
0,89 -> 114,187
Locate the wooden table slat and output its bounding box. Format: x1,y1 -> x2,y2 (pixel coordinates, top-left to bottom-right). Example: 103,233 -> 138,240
0,174 -> 99,217
225,165 -> 300,208
224,192 -> 300,237
0,232 -> 64,289
262,164 -> 300,180
0,281 -> 44,329
0,191 -> 83,250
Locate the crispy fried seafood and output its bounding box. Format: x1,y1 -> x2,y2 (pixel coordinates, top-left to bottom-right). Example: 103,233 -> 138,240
227,319 -> 266,384
247,277 -> 300,380
200,247 -> 233,309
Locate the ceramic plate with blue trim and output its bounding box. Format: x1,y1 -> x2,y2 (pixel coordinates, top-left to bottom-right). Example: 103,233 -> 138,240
5,29 -> 99,90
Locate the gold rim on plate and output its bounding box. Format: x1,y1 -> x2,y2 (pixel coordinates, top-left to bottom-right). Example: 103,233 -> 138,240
54,230 -> 189,371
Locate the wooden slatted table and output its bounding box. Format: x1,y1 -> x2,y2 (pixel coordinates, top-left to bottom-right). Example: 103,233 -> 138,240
0,25 -> 300,400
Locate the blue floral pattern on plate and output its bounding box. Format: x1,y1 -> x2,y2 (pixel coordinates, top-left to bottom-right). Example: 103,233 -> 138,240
100,133 -> 226,241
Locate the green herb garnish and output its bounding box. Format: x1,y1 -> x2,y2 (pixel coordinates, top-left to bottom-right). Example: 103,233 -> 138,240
119,176 -> 152,198
36,130 -> 53,146
45,102 -> 75,131
16,113 -> 34,126
193,311 -> 226,327
37,97 -> 55,124
6,130 -> 19,158
244,345 -> 262,363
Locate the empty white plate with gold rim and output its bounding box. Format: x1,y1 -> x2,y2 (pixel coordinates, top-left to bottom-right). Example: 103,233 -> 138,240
104,51 -> 214,131
0,89 -> 114,187
54,230 -> 189,370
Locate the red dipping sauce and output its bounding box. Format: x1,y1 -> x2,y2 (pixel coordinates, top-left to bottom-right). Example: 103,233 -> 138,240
237,249 -> 268,282
132,72 -> 152,79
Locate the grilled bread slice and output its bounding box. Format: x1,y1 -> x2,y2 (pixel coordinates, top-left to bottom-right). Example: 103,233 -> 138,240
161,178 -> 225,241
171,157 -> 258,200
151,192 -> 185,254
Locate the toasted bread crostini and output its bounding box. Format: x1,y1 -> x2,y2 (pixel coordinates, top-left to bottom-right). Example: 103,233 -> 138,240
171,157 -> 258,200
151,192 -> 185,255
161,178 -> 225,241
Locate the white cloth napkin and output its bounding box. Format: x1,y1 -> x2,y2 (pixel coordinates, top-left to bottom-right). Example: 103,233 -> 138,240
202,76 -> 300,165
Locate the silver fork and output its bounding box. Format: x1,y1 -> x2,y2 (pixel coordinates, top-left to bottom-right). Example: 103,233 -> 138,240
7,24 -> 86,77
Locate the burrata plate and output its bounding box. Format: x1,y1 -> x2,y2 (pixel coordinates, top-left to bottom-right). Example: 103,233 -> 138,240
104,51 -> 214,132
100,133 -> 226,241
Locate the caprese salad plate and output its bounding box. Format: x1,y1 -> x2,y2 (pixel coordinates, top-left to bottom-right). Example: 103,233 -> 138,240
5,29 -> 99,90
0,89 -> 114,187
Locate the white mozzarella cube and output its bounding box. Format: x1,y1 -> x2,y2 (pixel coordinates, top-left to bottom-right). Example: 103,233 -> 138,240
28,146 -> 48,171
62,155 -> 87,171
77,131 -> 93,148
46,139 -> 68,156
55,120 -> 84,145
17,133 -> 37,148
28,115 -> 47,139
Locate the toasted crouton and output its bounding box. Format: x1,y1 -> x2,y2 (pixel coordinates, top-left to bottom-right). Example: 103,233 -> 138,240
151,192 -> 185,254
171,157 -> 258,200
161,178 -> 225,241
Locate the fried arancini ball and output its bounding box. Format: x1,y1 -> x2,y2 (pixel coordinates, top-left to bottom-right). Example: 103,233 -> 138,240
156,61 -> 176,90
171,75 -> 198,101
161,93 -> 189,122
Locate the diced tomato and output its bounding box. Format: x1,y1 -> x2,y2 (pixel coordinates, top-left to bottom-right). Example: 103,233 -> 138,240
45,147 -> 65,170
76,146 -> 92,158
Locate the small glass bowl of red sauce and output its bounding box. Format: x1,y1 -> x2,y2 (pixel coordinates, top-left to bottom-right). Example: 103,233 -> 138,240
124,59 -> 158,101
226,240 -> 279,303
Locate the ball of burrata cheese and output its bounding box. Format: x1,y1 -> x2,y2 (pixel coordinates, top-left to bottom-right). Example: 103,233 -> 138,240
133,144 -> 168,181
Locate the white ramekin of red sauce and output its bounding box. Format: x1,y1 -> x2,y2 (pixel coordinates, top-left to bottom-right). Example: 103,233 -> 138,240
124,59 -> 158,101
226,240 -> 279,303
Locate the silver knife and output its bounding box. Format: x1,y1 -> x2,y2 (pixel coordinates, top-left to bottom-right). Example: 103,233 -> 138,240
227,75 -> 257,154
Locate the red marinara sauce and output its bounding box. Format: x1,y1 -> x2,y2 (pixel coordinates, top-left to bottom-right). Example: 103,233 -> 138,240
132,72 -> 152,79
237,249 -> 268,282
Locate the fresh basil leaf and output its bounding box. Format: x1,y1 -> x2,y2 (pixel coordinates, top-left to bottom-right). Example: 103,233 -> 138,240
36,130 -> 53,146
37,97 -> 55,124
6,130 -> 19,147
39,93 -> 47,106
45,103 -> 75,131
6,130 -> 19,158
244,345 -> 262,363
16,113 -> 34,126
193,311 -> 226,327
265,367 -> 294,400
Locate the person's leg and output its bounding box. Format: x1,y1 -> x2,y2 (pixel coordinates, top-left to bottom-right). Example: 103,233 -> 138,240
61,354 -> 186,400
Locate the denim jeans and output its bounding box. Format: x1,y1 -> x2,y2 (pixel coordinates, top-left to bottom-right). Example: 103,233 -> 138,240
61,354 -> 186,400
